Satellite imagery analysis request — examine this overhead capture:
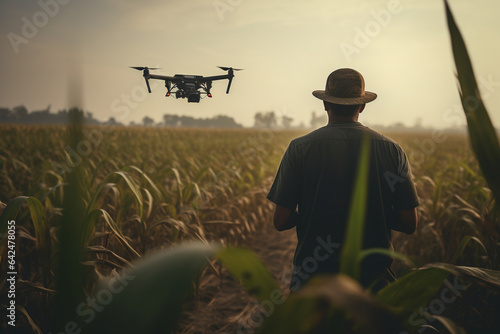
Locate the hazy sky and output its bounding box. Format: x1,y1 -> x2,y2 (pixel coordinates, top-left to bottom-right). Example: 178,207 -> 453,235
1,0 -> 499,128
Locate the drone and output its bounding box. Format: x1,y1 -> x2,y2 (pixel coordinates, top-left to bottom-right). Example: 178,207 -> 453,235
130,66 -> 242,103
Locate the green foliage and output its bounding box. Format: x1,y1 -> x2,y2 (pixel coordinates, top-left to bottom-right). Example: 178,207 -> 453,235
376,268 -> 450,317
445,0 -> 500,209
55,109 -> 86,330
339,138 -> 370,280
257,275 -> 402,334
85,243 -> 217,334
216,247 -> 280,303
0,196 -> 47,262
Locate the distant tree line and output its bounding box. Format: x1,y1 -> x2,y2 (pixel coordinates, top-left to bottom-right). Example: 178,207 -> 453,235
0,105 -> 101,125
0,105 -> 244,128
160,114 -> 242,128
1,105 -> 467,132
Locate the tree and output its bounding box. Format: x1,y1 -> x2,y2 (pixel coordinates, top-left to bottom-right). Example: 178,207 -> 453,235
13,105 -> 28,119
254,111 -> 277,128
163,114 -> 180,127
143,116 -> 154,127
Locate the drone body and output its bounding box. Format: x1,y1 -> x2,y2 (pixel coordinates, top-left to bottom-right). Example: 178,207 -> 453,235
130,66 -> 241,103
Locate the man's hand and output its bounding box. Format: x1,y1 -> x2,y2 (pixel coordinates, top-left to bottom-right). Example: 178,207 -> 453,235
390,207 -> 418,234
272,204 -> 299,231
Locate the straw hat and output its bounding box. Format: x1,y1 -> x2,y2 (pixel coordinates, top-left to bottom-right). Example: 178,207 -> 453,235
312,68 -> 377,105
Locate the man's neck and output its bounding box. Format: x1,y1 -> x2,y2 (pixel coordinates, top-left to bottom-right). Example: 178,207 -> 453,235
327,115 -> 359,123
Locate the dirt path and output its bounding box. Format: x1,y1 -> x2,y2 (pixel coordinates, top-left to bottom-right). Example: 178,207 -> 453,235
177,219 -> 297,334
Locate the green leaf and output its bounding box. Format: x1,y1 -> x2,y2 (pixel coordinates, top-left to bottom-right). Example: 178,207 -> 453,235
358,248 -> 415,268
375,267 -> 450,315
216,247 -> 280,303
451,235 -> 488,264
124,165 -> 162,199
115,171 -> 144,219
85,242 -> 219,334
169,167 -> 184,205
0,196 -> 48,262
445,0 -> 500,208
424,262 -> 500,291
55,108 -> 87,329
257,274 -> 402,334
340,138 -> 371,280
85,209 -> 140,259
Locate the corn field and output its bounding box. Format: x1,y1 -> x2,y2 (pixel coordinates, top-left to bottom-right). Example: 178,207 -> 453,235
1,2 -> 500,333
0,123 -> 498,333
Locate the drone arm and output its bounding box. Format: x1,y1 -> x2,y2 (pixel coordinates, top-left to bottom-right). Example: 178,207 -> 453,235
202,74 -> 230,81
144,76 -> 151,93
148,74 -> 178,81
226,77 -> 233,94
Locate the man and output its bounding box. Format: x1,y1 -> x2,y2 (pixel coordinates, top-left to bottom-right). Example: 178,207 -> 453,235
267,68 -> 419,292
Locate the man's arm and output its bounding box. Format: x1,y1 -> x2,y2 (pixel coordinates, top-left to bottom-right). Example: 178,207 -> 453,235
272,204 -> 299,231
390,207 -> 418,234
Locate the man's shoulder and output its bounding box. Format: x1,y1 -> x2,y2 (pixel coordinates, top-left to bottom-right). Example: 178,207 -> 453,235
363,127 -> 399,145
290,123 -> 399,147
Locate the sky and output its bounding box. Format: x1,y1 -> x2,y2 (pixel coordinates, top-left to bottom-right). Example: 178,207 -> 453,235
0,0 -> 499,128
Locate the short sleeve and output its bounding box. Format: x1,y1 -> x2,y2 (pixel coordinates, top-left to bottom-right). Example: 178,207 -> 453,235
392,146 -> 420,210
267,141 -> 300,210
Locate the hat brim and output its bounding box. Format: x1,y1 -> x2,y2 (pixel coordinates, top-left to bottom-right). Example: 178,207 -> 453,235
312,90 -> 377,105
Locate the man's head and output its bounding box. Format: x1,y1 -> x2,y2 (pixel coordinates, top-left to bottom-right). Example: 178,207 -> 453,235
312,68 -> 376,106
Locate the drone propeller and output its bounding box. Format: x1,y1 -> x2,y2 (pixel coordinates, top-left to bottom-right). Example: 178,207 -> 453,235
130,66 -> 160,93
130,66 -> 161,71
217,66 -> 243,72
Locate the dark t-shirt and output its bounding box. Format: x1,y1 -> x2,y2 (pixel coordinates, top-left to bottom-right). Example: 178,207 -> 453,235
267,122 -> 419,290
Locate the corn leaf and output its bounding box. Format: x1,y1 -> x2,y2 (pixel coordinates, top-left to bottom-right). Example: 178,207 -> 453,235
375,267 -> 450,316
55,108 -> 86,329
115,171 -> 144,219
123,165 -> 162,199
445,0 -> 500,207
358,248 -> 415,268
340,138 -> 371,280
0,196 -> 48,262
216,247 -> 280,303
84,242 -> 218,334
257,274 -> 402,334
424,262 -> 500,291
451,235 -> 488,264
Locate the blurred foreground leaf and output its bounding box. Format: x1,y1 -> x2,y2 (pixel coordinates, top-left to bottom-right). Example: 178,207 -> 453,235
376,262 -> 500,332
445,0 -> 500,208
340,138 -> 370,280
217,247 -> 280,302
375,267 -> 450,315
425,262 -> 500,291
85,242 -> 218,334
55,108 -> 86,329
257,274 -> 401,334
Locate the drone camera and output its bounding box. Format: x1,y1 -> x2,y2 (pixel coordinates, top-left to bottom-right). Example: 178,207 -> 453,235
187,93 -> 201,103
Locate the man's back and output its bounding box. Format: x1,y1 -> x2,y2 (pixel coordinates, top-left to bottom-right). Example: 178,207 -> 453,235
267,122 -> 419,290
